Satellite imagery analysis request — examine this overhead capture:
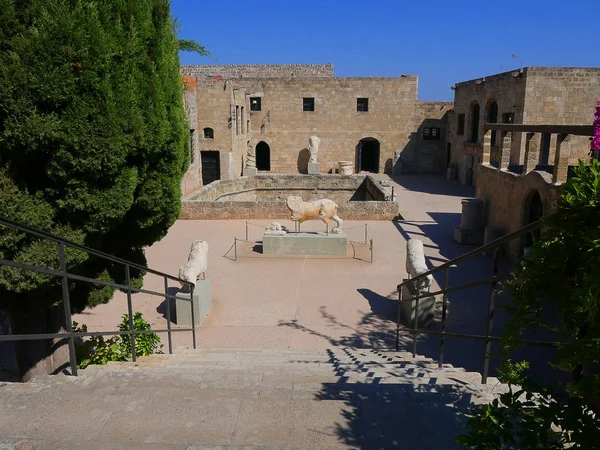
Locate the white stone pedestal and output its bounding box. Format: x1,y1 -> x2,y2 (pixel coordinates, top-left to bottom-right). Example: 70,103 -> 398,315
263,232 -> 347,256
400,279 -> 435,328
170,279 -> 211,326
307,163 -> 320,175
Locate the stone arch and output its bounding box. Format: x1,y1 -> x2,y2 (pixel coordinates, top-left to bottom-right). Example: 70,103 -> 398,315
469,101 -> 480,143
256,141 -> 271,171
356,137 -> 381,173
522,189 -> 543,248
485,99 -> 499,145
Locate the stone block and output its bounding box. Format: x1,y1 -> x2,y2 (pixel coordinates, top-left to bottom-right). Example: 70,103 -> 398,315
400,279 -> 435,328
243,167 -> 257,176
453,227 -> 484,245
262,232 -> 347,256
169,279 -> 212,326
307,163 -> 320,175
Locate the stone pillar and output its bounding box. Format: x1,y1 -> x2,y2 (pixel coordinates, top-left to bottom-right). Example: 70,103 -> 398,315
523,132 -> 540,174
454,199 -> 485,244
481,130 -> 492,164
552,134 -> 571,184
499,131 -> 511,170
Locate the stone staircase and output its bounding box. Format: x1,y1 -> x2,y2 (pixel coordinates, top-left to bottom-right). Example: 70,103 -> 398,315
0,347 -> 507,449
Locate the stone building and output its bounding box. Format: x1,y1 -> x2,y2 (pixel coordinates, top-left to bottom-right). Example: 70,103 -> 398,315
180,64 -> 452,192
446,67 -> 600,256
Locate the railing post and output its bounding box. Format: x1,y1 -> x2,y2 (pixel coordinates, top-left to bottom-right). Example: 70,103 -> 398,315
190,283 -> 197,349
412,288 -> 420,358
396,285 -> 403,352
523,132 -> 540,174
125,265 -> 136,362
58,242 -> 78,376
482,247 -> 500,384
163,277 -> 173,355
438,268 -> 449,369
482,130 -> 492,164
552,134 -> 570,184
499,131 -> 512,170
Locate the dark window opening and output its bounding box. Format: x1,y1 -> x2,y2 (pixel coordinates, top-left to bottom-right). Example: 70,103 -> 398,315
201,151 -> 220,185
457,114 -> 465,135
250,97 -> 261,111
525,191 -> 543,247
357,98 -> 369,112
470,103 -> 480,143
423,127 -> 441,140
235,106 -> 239,135
303,97 -> 315,112
357,138 -> 380,173
203,127 -> 214,139
189,130 -> 195,164
256,141 -> 271,171
502,113 -> 514,124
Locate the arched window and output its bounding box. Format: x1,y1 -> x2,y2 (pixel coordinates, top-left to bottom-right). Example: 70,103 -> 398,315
486,100 -> 498,145
203,127 -> 214,139
469,103 -> 480,143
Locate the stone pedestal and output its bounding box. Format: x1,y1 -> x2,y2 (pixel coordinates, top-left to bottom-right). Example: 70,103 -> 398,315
484,226 -> 504,245
338,161 -> 353,175
454,199 -> 485,245
263,232 -> 347,256
243,167 -> 257,176
400,279 -> 435,328
307,163 -> 320,175
169,279 -> 211,326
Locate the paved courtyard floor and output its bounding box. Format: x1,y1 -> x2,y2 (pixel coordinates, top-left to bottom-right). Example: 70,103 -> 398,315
73,174 -> 557,379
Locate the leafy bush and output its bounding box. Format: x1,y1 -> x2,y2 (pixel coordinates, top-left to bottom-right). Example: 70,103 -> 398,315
73,312 -> 161,369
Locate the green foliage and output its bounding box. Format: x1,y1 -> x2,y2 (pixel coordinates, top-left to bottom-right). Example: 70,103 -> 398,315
457,159 -> 600,449
178,39 -> 212,57
73,312 -> 160,369
0,0 -> 191,320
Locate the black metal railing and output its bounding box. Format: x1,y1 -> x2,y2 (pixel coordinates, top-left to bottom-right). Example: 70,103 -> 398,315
0,215 -> 196,377
396,219 -> 558,384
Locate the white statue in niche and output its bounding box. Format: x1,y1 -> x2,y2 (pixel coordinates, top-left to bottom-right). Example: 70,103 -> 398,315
308,135 -> 320,164
245,141 -> 256,169
178,240 -> 208,287
286,195 -> 343,234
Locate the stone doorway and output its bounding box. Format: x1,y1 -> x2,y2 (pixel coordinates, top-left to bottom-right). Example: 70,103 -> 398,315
201,151 -> 221,185
256,141 -> 271,171
357,138 -> 380,173
524,190 -> 543,247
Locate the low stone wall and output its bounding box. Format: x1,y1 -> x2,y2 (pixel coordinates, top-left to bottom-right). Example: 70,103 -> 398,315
181,175 -> 398,220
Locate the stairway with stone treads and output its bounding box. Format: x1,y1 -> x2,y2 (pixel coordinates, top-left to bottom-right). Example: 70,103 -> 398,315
0,347 -> 507,449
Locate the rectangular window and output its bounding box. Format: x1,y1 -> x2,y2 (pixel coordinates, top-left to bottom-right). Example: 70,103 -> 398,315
241,107 -> 244,134
502,113 -> 514,123
250,97 -> 261,112
457,114 -> 465,135
189,129 -> 195,164
303,97 -> 315,112
235,106 -> 239,135
247,120 -> 250,134
357,98 -> 369,112
423,127 -> 441,140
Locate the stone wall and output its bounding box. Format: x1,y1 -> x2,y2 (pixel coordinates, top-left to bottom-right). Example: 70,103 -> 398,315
181,64 -> 334,79
181,175 -> 397,220
475,164 -> 562,258
181,75 -> 202,195
396,102 -> 451,174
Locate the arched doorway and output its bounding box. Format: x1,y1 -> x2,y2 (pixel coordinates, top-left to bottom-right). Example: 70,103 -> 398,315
524,190 -> 543,247
486,100 -> 498,145
256,141 -> 270,171
357,138 -> 380,173
469,102 -> 480,143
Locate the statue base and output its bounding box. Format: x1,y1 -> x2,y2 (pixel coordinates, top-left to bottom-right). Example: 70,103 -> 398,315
263,232 -> 347,256
244,167 -> 257,176
400,279 -> 435,328
170,279 -> 212,326
453,227 -> 484,245
307,163 -> 320,175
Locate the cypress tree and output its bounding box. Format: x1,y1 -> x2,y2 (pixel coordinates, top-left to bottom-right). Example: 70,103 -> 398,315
0,0 -> 190,379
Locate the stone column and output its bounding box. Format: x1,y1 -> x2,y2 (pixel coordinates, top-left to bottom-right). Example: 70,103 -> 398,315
499,131 -> 512,170
552,134 -> 571,184
481,130 -> 492,164
523,132 -> 540,174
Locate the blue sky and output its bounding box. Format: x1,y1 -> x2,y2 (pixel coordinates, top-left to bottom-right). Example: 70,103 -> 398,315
172,0 -> 599,101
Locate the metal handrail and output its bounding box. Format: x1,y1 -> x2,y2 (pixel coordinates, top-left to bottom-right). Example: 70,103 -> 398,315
0,215 -> 197,378
396,216 -> 559,384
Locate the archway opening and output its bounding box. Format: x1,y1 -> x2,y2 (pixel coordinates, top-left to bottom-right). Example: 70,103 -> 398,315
357,138 -> 380,173
470,102 -> 480,143
486,100 -> 498,145
525,190 -> 543,247
256,141 -> 271,171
